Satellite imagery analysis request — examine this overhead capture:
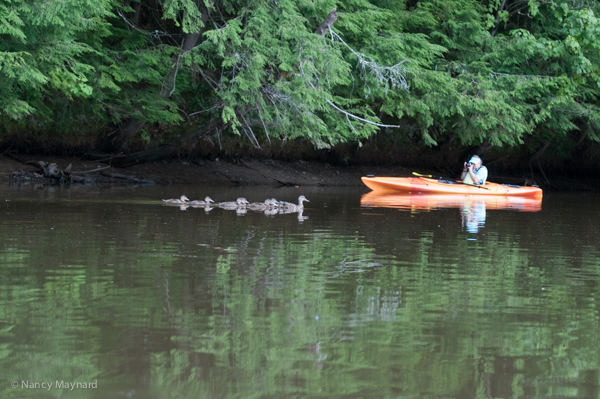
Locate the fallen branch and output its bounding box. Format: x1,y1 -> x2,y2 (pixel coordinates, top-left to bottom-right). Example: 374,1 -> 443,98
71,165 -> 112,174
80,152 -> 124,163
70,175 -> 96,184
100,170 -> 155,184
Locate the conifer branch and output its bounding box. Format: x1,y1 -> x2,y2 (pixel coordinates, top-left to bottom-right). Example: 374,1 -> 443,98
254,100 -> 271,145
188,103 -> 224,117
325,99 -> 401,128
169,48 -> 183,97
329,31 -> 409,93
302,16 -> 406,131
240,113 -> 260,148
346,114 -> 359,135
490,72 -> 554,80
117,9 -> 170,41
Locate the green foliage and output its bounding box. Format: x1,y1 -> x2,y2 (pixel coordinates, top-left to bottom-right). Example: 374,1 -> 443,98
162,0 -> 206,33
2,0 -> 600,156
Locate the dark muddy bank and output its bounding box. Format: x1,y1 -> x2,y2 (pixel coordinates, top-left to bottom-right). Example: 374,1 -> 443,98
2,154 -> 598,192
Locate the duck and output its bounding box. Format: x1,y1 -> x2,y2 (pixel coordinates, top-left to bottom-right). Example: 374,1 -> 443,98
188,196 -> 214,206
278,195 -> 309,212
163,195 -> 190,204
217,197 -> 249,210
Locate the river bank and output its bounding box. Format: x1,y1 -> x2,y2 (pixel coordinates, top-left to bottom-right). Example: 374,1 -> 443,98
1,154 -> 409,187
1,154 -> 596,191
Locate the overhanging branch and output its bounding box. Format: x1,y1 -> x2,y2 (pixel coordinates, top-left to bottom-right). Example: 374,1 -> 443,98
325,100 -> 400,128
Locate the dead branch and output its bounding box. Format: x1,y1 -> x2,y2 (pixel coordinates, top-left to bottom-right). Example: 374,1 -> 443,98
329,31 -> 409,93
326,99 -> 401,128
71,165 -> 112,174
100,170 -> 155,184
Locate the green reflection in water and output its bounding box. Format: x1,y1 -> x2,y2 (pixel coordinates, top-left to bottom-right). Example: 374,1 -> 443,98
0,189 -> 598,399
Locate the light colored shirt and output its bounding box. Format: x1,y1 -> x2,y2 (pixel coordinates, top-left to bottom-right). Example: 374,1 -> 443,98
465,202 -> 486,234
462,165 -> 488,185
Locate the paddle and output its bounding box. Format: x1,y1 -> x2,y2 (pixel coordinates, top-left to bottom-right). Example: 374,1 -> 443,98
411,172 -> 492,191
412,172 -> 433,178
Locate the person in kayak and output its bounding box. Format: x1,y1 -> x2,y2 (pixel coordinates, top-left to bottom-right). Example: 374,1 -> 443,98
461,155 -> 488,185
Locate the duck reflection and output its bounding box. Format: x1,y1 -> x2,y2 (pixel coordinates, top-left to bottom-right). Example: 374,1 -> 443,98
160,195 -> 310,222
278,207 -> 309,222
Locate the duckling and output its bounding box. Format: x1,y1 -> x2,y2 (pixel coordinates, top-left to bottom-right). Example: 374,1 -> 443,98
247,198 -> 273,212
278,195 -> 309,212
217,197 -> 249,210
189,196 -> 214,206
189,198 -> 215,213
163,195 -> 190,204
264,207 -> 278,216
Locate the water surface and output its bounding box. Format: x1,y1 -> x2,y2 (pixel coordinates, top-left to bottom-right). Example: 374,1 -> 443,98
0,185 -> 599,399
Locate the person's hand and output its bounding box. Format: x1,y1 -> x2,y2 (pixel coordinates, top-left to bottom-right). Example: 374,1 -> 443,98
467,163 -> 474,171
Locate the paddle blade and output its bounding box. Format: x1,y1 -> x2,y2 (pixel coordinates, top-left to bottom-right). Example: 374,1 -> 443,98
412,172 -> 433,178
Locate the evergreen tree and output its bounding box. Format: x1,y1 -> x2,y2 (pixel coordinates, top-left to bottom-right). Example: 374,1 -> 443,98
1,0 -> 600,165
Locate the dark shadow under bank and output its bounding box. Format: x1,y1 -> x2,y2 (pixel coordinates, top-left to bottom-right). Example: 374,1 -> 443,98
2,154 -> 599,192
1,136 -> 599,191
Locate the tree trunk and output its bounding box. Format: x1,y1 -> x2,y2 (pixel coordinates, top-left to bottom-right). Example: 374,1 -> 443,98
102,118 -> 147,152
475,140 -> 492,156
529,140 -> 551,162
160,32 -> 201,97
98,3 -> 209,152
132,1 -> 141,25
109,117 -> 230,167
315,8 -> 338,36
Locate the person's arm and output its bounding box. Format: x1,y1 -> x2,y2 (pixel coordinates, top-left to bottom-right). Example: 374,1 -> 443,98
467,165 -> 478,184
470,166 -> 488,185
460,162 -> 468,180
462,163 -> 478,183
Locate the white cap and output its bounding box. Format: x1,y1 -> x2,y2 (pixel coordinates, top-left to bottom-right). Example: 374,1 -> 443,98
469,156 -> 481,164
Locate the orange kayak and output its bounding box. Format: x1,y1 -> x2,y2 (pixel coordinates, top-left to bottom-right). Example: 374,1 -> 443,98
361,192 -> 542,212
361,176 -> 543,199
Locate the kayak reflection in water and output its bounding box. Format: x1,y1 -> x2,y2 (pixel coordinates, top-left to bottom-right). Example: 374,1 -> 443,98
461,201 -> 486,234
